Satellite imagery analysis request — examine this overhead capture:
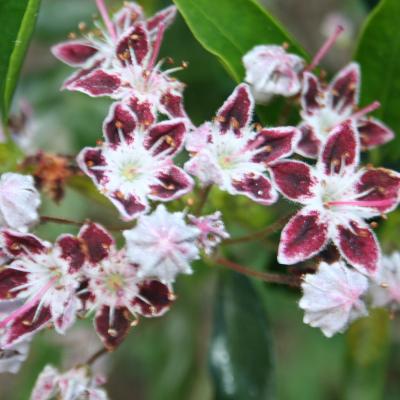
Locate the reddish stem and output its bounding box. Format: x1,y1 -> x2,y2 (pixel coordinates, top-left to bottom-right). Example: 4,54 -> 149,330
326,198 -> 395,208
349,101 -> 380,120
95,0 -> 117,41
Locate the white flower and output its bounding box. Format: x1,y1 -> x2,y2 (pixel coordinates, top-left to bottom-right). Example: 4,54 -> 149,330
299,261 -> 369,337
123,205 -> 200,283
0,173 -> 40,231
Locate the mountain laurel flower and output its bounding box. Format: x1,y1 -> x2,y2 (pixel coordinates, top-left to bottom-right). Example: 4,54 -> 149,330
184,84 -> 300,205
77,118 -> 193,220
269,120 -> 400,275
123,205 -> 201,284
369,252 -> 400,309
30,365 -> 108,400
299,261 -> 369,337
242,45 -> 305,103
298,63 -> 394,158
0,173 -> 41,231
188,211 -> 229,255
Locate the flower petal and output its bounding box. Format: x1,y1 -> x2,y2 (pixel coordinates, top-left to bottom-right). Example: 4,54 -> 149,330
94,306 -> 131,350
160,91 -> 188,119
127,96 -> 156,127
55,235 -> 85,273
116,23 -> 150,66
109,191 -> 149,221
62,60 -> 103,89
328,62 -> 360,114
334,221 -> 380,275
79,223 -> 114,264
51,40 -> 98,67
301,72 -> 321,115
150,166 -> 194,201
103,102 -> 137,145
146,5 -> 177,32
358,118 -> 394,150
251,126 -> 300,164
76,147 -> 107,184
66,69 -> 121,97
231,173 -> 278,205
269,160 -> 318,203
296,123 -> 321,158
217,84 -> 254,134
319,120 -> 359,175
0,269 -> 28,300
145,119 -> 187,157
278,209 -> 329,265
1,231 -> 48,258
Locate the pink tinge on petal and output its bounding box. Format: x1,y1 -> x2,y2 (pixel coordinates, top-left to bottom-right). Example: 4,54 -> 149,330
145,119 -> 187,156
231,173 -> 278,205
146,5 -> 177,32
328,62 -> 360,114
67,69 -> 121,97
127,96 -> 156,127
113,2 -> 143,30
110,192 -> 148,220
54,296 -> 78,333
217,84 -> 253,134
355,168 -> 400,213
116,23 -> 150,65
63,60 -> 103,88
2,306 -> 51,347
269,160 -> 317,202
79,223 -> 114,264
95,306 -> 131,350
56,235 -> 85,273
335,221 -> 379,275
160,91 -> 187,118
51,41 -> 98,67
358,118 -> 395,150
320,120 -> 359,175
77,147 -> 107,183
150,166 -> 194,201
1,231 -> 47,258
0,269 -> 28,300
133,280 -> 173,317
296,124 -> 321,158
278,210 -> 329,264
103,102 -> 137,145
251,127 -> 300,164
301,72 -> 321,115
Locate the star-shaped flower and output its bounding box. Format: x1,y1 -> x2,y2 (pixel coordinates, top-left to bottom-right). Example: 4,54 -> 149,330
269,120 -> 400,275
298,63 -> 394,158
184,84 -> 300,205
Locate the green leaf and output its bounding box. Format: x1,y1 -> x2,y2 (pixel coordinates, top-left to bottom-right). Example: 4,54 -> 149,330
172,0 -> 307,83
209,272 -> 275,399
354,0 -> 400,162
0,140 -> 24,173
0,0 -> 41,123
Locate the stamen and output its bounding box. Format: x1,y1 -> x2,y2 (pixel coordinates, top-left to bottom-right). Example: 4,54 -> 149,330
306,25 -> 344,71
148,23 -> 166,70
348,101 -> 380,121
326,198 -> 396,209
95,0 -> 117,41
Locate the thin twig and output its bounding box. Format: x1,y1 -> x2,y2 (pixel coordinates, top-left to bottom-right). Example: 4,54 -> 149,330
195,185 -> 212,215
40,215 -> 126,232
85,347 -> 109,366
216,257 -> 302,287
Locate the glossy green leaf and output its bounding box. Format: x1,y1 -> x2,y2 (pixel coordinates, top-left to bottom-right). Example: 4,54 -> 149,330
355,0 -> 400,162
0,0 -> 41,122
172,0 -> 307,83
209,272 -> 275,399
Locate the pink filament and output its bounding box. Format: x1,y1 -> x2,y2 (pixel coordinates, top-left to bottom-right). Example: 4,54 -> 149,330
95,0 -> 117,41
0,277 -> 57,329
148,23 -> 166,70
327,198 -> 395,208
349,101 -> 380,120
306,25 -> 344,71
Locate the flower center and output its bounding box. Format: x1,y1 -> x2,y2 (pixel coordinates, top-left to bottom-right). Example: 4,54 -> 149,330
121,163 -> 138,181
105,272 -> 125,293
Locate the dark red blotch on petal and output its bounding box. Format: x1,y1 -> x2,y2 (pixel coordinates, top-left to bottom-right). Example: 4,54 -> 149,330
232,173 -> 277,205
150,166 -> 193,200
52,41 -> 98,66
358,118 -> 394,150
79,147 -> 107,183
301,72 -> 321,115
116,24 -> 149,66
0,269 -> 28,300
160,91 -> 186,118
297,124 -> 321,158
79,223 -> 114,264
128,96 -> 156,127
111,192 -> 147,219
103,102 -> 137,145
146,5 -> 177,32
134,280 -> 173,317
56,235 -> 85,273
2,231 -> 47,257
69,70 -> 121,97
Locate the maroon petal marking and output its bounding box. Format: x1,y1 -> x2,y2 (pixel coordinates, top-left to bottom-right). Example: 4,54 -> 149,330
2,306 -> 51,347
146,5 -> 177,32
1,231 -> 48,258
296,124 -> 321,158
269,160 -> 318,202
334,221 -> 379,275
231,173 -> 278,205
358,118 -> 395,150
328,62 -> 360,114
51,41 -> 98,67
113,2 -> 143,29
55,235 -> 85,273
116,23 -> 150,66
320,120 -> 359,175
0,269 -> 28,300
133,280 -> 173,317
160,91 -> 187,118
79,223 -> 114,264
62,59 -> 103,88
217,84 -> 253,134
110,192 -> 148,221
278,209 -> 329,264
145,119 -> 187,157
150,166 -> 194,201
66,69 -> 121,97
94,306 -> 131,350
355,168 -> 400,213
251,127 -> 300,164
127,96 -> 156,127
77,147 -> 107,184
103,102 -> 137,145
301,72 -> 321,115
